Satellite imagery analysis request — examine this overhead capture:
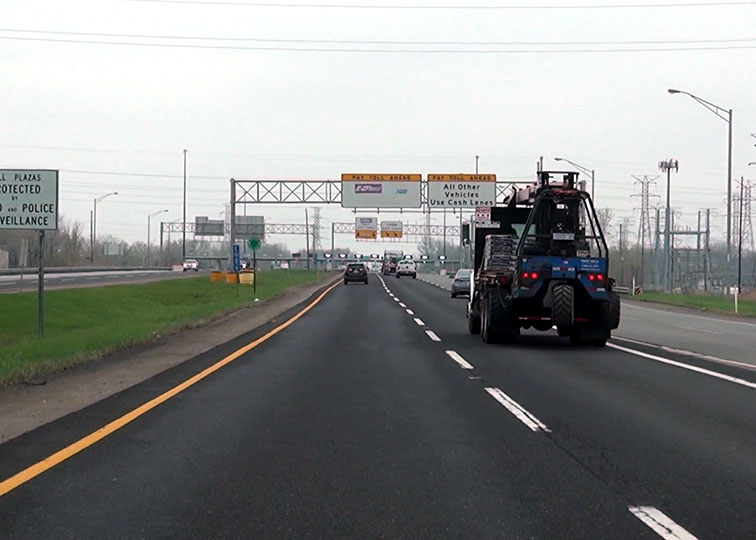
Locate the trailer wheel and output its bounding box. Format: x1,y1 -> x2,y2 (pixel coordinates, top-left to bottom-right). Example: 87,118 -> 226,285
608,291 -> 621,329
552,283 -> 575,327
468,309 -> 481,334
482,290 -> 517,344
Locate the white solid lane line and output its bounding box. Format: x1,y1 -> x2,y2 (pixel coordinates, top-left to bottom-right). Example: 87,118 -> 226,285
607,343 -> 756,390
425,330 -> 441,342
406,309 -> 415,315
413,318 -> 426,326
628,506 -> 699,540
612,336 -> 756,372
445,350 -> 474,370
484,387 -> 551,433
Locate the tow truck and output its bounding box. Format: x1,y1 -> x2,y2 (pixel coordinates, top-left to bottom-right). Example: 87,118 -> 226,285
467,170 -> 620,346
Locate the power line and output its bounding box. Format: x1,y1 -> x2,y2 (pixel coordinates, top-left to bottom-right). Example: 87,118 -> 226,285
2,28 -> 754,46
3,34 -> 755,53
123,0 -> 756,10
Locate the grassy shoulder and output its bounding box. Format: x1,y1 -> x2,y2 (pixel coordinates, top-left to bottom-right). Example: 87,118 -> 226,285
0,270 -> 330,385
631,291 -> 756,317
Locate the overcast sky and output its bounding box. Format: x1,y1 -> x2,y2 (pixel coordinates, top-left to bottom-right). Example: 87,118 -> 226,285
2,0 -> 755,253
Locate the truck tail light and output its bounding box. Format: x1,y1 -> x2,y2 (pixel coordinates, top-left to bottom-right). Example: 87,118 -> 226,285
587,273 -> 604,282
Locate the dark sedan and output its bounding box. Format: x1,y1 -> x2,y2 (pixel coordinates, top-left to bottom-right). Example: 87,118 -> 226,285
344,263 -> 369,285
450,269 -> 472,297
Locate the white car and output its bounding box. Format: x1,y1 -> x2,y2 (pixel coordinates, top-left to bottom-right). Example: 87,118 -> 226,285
396,260 -> 417,279
182,259 -> 199,271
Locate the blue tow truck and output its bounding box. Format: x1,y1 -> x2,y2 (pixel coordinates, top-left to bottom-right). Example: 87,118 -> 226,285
467,170 -> 620,346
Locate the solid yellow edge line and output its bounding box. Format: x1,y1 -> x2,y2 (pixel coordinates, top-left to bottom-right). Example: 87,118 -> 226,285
0,280 -> 341,498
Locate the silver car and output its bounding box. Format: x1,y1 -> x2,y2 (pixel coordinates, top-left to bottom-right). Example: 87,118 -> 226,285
450,269 -> 472,297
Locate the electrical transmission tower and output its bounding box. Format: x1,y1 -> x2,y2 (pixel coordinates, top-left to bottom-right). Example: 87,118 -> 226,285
631,175 -> 660,248
631,175 -> 659,287
311,207 -> 322,251
743,181 -> 754,252
734,180 -> 754,252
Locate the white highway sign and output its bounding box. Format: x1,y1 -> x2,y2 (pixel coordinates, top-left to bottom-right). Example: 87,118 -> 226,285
0,169 -> 59,230
428,174 -> 496,208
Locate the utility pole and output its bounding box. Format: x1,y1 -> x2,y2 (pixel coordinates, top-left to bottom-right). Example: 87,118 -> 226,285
619,221 -> 624,286
182,149 -> 188,262
475,155 -> 479,174
631,175 -> 659,287
659,159 -> 679,293
305,209 -> 310,270
738,176 -> 744,292
705,208 -> 711,291
311,207 -> 322,252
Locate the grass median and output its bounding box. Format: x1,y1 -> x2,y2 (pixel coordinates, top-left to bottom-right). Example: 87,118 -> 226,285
633,291 -> 756,317
0,270 -> 331,386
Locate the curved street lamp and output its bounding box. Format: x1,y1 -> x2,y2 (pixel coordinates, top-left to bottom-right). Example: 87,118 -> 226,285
91,192 -> 118,262
668,88 -> 733,261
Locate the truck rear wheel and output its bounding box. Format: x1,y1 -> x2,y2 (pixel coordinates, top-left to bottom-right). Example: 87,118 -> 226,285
552,284 -> 575,327
608,291 -> 621,329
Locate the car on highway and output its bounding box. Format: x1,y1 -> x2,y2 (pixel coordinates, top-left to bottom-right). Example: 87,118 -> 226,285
182,259 -> 199,272
396,260 -> 417,279
450,268 -> 472,298
343,262 -> 369,285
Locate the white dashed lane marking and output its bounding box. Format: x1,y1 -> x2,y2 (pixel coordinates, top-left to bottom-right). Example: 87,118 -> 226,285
484,387 -> 551,433
445,350 -> 474,370
425,330 -> 441,342
628,506 -> 699,540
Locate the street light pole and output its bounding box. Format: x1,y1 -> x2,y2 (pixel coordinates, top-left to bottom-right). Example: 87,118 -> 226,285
475,155 -> 479,174
668,89 -> 732,261
182,149 -> 188,262
147,209 -> 169,266
737,176 -> 744,293
659,159 -> 678,293
92,192 -> 118,262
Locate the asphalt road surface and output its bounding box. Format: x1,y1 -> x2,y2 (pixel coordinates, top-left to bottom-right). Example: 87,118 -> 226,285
0,274 -> 753,539
0,269 -> 202,293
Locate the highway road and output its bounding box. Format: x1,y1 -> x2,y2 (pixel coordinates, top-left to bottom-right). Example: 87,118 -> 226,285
0,269 -> 202,293
0,274 -> 754,539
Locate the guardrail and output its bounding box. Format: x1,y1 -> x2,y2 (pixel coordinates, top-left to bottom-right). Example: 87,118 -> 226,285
0,266 -> 172,276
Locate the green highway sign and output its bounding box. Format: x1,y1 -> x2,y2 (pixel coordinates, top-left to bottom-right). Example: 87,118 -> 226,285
248,238 -> 262,251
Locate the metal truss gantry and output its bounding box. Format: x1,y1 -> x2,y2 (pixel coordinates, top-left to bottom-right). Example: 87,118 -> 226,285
230,179 -> 531,205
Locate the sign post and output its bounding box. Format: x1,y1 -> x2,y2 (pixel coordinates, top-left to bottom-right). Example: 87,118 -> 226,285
248,237 -> 261,294
0,169 -> 59,338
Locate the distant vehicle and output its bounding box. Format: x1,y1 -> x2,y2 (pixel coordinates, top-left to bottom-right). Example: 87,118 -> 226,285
182,259 -> 199,271
344,262 -> 369,285
396,260 -> 417,279
451,269 -> 472,297
240,260 -> 249,269
382,250 -> 403,275
280,262 -> 290,270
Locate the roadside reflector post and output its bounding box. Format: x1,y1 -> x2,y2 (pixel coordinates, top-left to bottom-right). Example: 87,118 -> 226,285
734,289 -> 739,314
